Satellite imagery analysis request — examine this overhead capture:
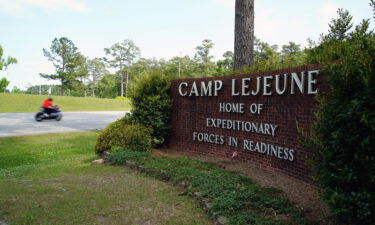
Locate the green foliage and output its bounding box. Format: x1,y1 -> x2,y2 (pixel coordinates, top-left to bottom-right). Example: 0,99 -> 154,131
104,40 -> 140,70
280,42 -> 306,67
108,151 -> 315,225
231,38 -> 307,75
130,72 -> 171,146
11,86 -> 22,94
87,58 -> 108,97
301,9 -> 375,225
33,38 -> 309,98
95,73 -> 119,98
0,44 -> 17,71
216,51 -> 234,73
194,39 -> 218,77
94,117 -> 152,155
103,39 -> 141,97
0,77 -> 10,92
40,37 -> 87,95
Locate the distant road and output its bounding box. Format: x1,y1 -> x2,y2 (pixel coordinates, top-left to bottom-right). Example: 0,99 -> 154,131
0,111 -> 129,137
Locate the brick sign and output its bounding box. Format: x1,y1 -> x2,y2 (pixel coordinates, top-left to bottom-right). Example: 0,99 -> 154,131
169,64 -> 329,183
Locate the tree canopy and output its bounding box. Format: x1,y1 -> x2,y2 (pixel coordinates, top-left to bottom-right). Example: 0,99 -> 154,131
103,39 -> 141,97
0,45 -> 17,71
40,37 -> 85,94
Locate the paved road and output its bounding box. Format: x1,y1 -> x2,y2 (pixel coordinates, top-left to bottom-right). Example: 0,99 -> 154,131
0,111 -> 129,137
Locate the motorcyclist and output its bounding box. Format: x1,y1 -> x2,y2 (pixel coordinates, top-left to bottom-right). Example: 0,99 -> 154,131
42,97 -> 57,115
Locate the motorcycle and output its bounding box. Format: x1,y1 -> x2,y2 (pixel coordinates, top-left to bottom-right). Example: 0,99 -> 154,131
35,106 -> 63,122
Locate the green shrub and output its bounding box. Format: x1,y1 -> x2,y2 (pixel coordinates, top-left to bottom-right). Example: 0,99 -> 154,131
302,9 -> 375,225
95,118 -> 152,154
129,72 -> 171,146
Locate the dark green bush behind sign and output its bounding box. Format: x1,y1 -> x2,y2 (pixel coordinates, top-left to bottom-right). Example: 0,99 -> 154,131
302,9 -> 375,225
129,72 -> 172,146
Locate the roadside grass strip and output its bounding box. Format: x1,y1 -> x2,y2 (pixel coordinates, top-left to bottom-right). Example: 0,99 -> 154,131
109,151 -> 317,225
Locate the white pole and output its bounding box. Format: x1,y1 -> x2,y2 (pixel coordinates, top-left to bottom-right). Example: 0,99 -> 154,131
178,61 -> 181,77
125,72 -> 129,97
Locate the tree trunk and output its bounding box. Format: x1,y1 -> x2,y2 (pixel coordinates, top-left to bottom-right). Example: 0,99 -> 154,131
234,0 -> 255,70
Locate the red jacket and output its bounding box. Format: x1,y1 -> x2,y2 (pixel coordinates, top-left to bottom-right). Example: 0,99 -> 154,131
42,99 -> 53,108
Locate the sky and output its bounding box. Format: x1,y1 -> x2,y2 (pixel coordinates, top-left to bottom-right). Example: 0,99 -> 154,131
0,0 -> 373,90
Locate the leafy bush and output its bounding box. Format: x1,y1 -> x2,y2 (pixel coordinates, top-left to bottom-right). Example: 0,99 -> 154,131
129,72 -> 171,146
94,117 -> 152,154
108,151 -> 314,225
302,9 -> 375,225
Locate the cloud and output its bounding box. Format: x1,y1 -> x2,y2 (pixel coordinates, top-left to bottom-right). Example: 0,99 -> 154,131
0,0 -> 88,16
24,0 -> 88,12
316,2 -> 339,25
212,0 -> 234,8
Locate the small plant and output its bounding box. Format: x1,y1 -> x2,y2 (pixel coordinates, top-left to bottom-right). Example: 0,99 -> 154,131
95,118 -> 152,154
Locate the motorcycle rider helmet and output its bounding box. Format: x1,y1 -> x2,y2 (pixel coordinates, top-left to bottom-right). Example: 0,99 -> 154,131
48,97 -> 53,101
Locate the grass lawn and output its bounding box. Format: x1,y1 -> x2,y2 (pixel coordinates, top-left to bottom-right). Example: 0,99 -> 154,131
0,132 -> 211,225
0,93 -> 131,112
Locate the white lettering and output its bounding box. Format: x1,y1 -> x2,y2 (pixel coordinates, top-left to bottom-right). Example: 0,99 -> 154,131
263,76 -> 273,95
189,82 -> 199,96
214,80 -> 223,96
291,72 -> 305,94
308,70 -> 319,94
231,79 -> 240,96
242,78 -> 251,96
178,82 -> 188,96
201,81 -> 213,96
251,77 -> 261,95
275,74 -> 287,95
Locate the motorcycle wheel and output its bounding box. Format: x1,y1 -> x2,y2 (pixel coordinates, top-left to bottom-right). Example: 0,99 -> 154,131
56,114 -> 62,121
35,112 -> 44,122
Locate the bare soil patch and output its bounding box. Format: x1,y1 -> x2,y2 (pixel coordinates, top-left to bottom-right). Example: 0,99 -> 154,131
153,148 -> 333,224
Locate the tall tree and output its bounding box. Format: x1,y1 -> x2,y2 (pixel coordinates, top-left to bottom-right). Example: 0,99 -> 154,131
88,58 -> 108,97
40,37 -> 83,95
194,39 -> 214,65
234,0 -> 255,70
194,39 -> 217,77
74,55 -> 90,96
104,39 -> 140,97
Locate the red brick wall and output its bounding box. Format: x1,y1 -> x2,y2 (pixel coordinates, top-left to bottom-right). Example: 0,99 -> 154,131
169,64 -> 330,184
